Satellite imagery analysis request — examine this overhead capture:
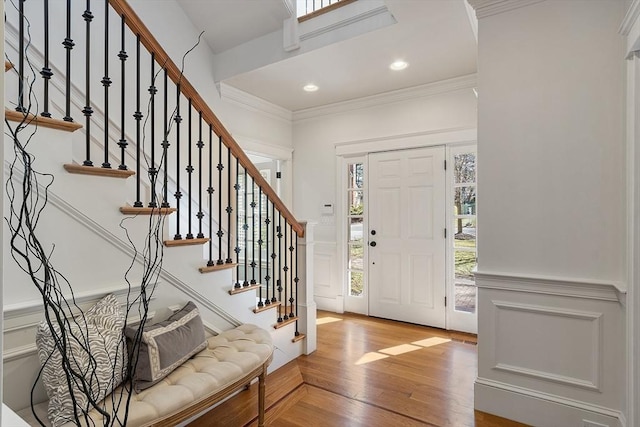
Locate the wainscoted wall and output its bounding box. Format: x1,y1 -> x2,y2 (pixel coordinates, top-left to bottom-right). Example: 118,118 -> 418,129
313,241 -> 342,312
469,0 -> 628,424
475,273 -> 626,427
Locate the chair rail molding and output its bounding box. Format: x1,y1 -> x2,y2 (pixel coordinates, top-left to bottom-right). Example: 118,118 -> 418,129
474,270 -> 626,303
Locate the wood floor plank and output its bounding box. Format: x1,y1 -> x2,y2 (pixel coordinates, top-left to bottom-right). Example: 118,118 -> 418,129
189,311 -> 528,427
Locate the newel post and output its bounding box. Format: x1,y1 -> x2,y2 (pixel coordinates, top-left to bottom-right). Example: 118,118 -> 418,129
297,221 -> 317,354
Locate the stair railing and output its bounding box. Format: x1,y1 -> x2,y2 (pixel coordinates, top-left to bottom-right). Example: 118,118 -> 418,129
6,0 -> 303,332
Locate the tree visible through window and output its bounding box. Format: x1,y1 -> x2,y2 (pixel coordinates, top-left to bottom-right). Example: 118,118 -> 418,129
453,151 -> 477,313
347,162 -> 364,296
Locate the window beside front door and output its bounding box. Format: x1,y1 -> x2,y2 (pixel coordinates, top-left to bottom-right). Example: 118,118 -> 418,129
347,161 -> 365,297
452,149 -> 477,314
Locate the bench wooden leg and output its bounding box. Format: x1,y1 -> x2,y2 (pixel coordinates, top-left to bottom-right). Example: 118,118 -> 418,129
258,369 -> 266,427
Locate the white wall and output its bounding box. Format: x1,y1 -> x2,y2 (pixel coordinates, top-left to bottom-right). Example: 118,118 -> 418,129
473,0 -> 628,425
477,0 -> 626,281
127,0 -> 293,153
292,78 -> 477,311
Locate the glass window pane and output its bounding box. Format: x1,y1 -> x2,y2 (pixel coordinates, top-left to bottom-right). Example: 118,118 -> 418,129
348,163 -> 364,189
349,243 -> 364,270
454,153 -> 476,184
350,270 -> 363,296
454,218 -> 476,248
349,217 -> 363,242
454,187 -> 476,215
348,190 -> 363,215
454,251 -> 476,313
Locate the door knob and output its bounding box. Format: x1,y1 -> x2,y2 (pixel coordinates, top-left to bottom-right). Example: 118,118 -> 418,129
370,241 -> 377,247
371,230 -> 377,235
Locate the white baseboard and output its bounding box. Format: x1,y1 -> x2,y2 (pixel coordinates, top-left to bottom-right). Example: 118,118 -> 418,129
475,378 -> 626,427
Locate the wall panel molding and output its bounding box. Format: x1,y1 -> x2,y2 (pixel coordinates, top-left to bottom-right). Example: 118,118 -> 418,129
491,300 -> 603,392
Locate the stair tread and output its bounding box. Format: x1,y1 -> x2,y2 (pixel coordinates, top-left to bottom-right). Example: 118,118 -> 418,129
165,238 -> 210,247
229,284 -> 261,295
5,109 -> 83,132
199,262 -> 237,273
64,164 -> 135,178
120,206 -> 177,215
274,316 -> 298,330
292,333 -> 306,343
253,301 -> 281,313
5,61 -> 13,71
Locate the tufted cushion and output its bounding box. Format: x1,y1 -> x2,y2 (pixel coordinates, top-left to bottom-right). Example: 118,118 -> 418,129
35,294 -> 128,427
21,324 -> 274,427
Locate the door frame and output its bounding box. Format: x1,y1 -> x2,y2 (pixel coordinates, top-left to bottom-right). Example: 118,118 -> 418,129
335,128 -> 477,327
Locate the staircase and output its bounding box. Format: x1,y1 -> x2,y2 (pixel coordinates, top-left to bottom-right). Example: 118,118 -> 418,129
2,0 -> 316,418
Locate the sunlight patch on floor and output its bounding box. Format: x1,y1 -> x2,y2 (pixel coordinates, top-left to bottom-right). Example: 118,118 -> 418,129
317,316 -> 343,325
379,344 -> 422,356
355,336 -> 452,365
355,352 -> 390,365
412,337 -> 451,347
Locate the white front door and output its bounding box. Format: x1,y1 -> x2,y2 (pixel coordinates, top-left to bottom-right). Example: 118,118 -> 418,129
368,146 -> 446,328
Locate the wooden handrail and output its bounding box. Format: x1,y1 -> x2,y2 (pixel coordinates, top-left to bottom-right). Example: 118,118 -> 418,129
108,0 -> 304,237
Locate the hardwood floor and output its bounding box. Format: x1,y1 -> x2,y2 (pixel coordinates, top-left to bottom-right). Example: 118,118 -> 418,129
190,311 -> 528,427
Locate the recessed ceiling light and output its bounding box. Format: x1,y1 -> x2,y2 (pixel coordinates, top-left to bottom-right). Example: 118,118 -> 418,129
389,60 -> 408,71
303,84 -> 319,92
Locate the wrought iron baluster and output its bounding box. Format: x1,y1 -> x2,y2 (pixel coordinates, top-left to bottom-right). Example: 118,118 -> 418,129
207,126 -> 215,267
265,199 -> 271,305
40,0 -> 52,117
161,69 -> 170,207
186,100 -> 194,239
15,0 -> 25,113
217,136 -> 224,265
271,203 -> 277,304
283,219 -> 289,321
148,53 -> 158,207
277,211 -> 283,322
234,158 -> 241,288
133,34 -> 143,207
243,168 -> 249,287
250,177 -> 257,285
101,0 -> 111,167
82,0 -> 94,166
289,224 -> 295,318
117,14 -> 128,170
62,0 -> 74,121
197,112 -> 205,238
226,147 -> 233,264
294,234 -> 300,337
258,187 -> 264,307
174,84 -> 183,239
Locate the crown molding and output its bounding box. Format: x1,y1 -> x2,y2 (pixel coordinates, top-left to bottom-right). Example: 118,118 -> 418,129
468,0 -> 545,19
220,83 -> 293,124
621,0 -> 640,36
293,74 -> 477,122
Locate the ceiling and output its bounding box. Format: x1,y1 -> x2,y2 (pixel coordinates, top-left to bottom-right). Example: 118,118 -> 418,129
177,0 -> 477,112
177,0 -> 291,54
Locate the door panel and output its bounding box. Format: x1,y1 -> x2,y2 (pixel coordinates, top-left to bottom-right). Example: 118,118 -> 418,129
368,146 -> 446,328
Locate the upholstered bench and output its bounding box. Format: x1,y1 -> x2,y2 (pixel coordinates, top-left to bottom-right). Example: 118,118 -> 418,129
18,323 -> 273,427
